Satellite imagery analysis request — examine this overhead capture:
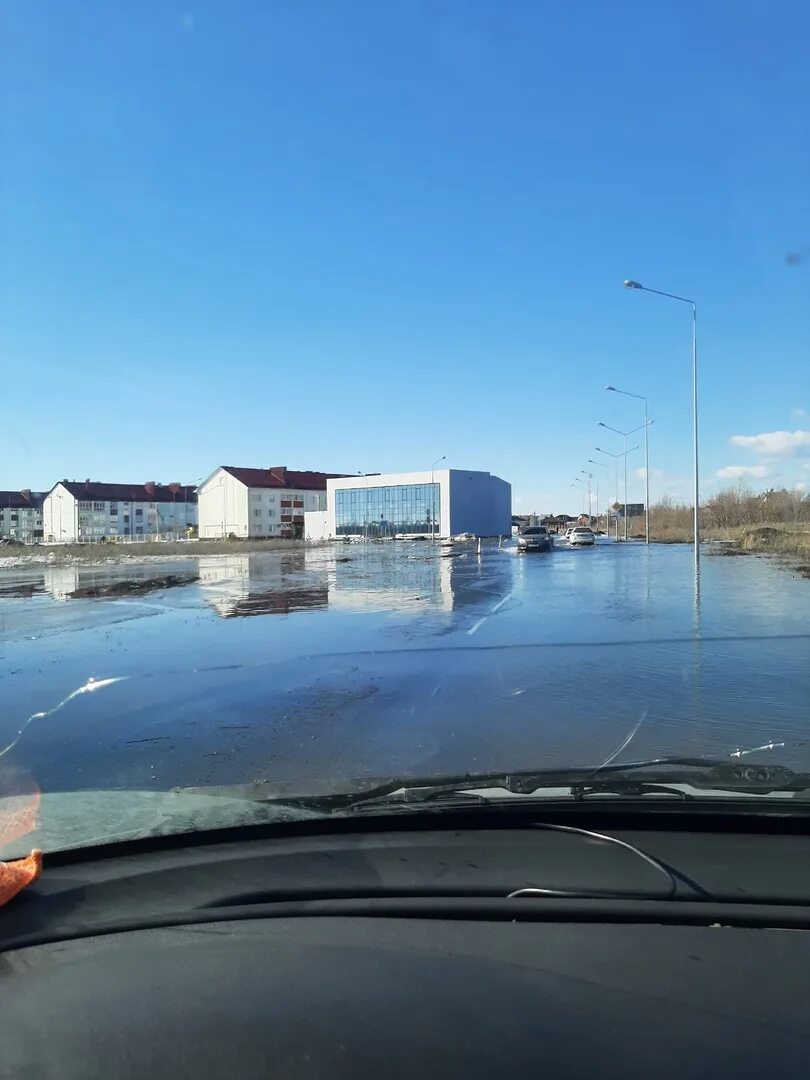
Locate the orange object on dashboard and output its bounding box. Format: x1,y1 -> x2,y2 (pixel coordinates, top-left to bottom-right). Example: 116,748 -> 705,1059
0,850 -> 42,906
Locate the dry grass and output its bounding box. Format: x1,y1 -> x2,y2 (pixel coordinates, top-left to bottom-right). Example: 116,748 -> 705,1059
624,515 -> 810,556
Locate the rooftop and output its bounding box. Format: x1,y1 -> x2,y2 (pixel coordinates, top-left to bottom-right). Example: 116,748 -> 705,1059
220,466 -> 347,491
54,480 -> 198,504
0,490 -> 47,510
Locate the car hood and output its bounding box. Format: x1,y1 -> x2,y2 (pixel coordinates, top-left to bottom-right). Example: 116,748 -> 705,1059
0,787 -> 324,858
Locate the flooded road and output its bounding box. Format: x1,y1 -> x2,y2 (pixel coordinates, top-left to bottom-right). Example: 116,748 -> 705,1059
1,540 -> 809,800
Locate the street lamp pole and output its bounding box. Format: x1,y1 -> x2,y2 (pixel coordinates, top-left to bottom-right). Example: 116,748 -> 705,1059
595,445 -> 639,541
598,420 -> 653,541
431,455 -> 446,543
579,471 -> 594,521
588,459 -> 609,535
605,386 -> 650,544
624,280 -> 699,567
571,480 -> 588,516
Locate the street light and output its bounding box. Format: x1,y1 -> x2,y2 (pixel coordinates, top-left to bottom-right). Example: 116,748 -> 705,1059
598,420 -> 653,541
595,445 -> 639,540
579,470 -> 594,521
431,456 -> 446,543
623,279 -> 699,567
571,480 -> 588,516
605,385 -> 651,545
588,459 -> 609,534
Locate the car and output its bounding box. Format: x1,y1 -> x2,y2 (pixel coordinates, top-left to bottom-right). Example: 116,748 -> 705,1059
517,526 -> 553,552
568,526 -> 595,546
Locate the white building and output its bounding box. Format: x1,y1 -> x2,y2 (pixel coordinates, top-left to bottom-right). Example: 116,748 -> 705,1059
305,469 -> 512,541
43,480 -> 197,543
196,466 -> 345,540
0,490 -> 46,543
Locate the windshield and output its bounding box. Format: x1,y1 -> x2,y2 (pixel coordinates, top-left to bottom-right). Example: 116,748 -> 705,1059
2,3 -> 810,856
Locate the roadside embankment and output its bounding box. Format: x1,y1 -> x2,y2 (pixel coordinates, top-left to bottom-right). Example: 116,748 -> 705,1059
633,521 -> 810,560
0,538 -> 317,568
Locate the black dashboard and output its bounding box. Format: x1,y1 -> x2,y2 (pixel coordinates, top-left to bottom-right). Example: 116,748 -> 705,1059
3,810 -> 810,1077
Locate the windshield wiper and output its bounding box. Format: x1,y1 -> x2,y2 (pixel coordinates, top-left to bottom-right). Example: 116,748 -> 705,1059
275,757 -> 810,815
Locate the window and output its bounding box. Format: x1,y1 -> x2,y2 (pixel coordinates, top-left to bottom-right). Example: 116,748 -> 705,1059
78,501 -> 92,510
135,508 -> 143,518
123,515 -> 130,524
135,526 -> 143,535
334,483 -> 440,536
93,502 -> 105,511
253,509 -> 261,518
268,509 -> 275,518
109,506 -> 118,516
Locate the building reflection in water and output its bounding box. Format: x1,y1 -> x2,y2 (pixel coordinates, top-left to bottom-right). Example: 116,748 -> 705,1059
197,546 -> 486,619
197,553 -> 329,618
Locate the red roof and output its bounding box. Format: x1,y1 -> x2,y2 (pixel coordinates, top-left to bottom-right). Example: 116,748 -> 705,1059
220,466 -> 346,491
55,480 -> 197,504
0,490 -> 47,510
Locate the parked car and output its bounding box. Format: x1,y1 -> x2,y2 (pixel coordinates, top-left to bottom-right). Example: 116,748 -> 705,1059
517,526 -> 553,552
568,527 -> 595,547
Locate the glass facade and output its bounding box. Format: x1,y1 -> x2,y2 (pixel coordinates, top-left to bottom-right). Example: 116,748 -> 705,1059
335,483 -> 440,537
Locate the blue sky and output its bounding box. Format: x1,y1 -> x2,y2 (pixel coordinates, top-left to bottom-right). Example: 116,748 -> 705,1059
2,0 -> 809,513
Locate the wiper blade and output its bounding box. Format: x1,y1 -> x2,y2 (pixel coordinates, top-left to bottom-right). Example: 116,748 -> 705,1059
280,757 -> 810,815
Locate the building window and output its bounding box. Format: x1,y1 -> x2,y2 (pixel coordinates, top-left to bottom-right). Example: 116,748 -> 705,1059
93,502 -> 105,511
268,509 -> 275,518
135,508 -> 143,518
135,526 -> 143,535
334,483 -> 440,537
79,501 -> 92,510
253,509 -> 261,518
123,515 -> 130,524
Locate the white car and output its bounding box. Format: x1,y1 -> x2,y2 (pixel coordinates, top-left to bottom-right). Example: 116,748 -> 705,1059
568,527 -> 595,547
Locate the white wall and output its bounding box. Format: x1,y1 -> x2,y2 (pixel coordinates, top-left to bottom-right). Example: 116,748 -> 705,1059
43,485 -> 78,543
304,510 -> 330,541
198,469 -> 249,538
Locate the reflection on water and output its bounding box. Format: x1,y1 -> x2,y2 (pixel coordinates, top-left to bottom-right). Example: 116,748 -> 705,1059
198,555 -> 329,617
195,546 -> 483,618
2,542 -> 810,800
42,564 -> 198,601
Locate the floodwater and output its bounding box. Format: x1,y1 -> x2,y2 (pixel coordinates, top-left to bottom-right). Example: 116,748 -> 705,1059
1,540 -> 809,803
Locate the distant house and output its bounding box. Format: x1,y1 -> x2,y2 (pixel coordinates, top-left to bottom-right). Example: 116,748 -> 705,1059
43,480 -> 197,543
0,490 -> 46,543
197,466 -> 345,540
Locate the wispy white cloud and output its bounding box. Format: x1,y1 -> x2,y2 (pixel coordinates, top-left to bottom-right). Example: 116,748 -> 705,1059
716,465 -> 774,480
635,467 -> 665,480
729,430 -> 810,458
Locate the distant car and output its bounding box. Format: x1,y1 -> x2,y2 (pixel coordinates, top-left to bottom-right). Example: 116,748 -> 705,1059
517,526 -> 553,552
568,527 -> 595,547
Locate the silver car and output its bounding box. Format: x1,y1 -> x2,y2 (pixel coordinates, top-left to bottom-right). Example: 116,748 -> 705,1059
568,527 -> 595,547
